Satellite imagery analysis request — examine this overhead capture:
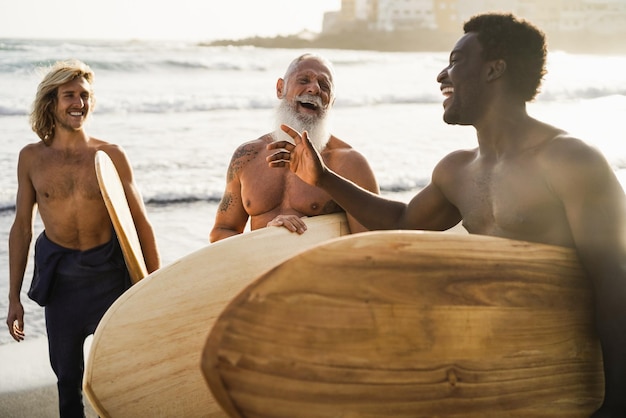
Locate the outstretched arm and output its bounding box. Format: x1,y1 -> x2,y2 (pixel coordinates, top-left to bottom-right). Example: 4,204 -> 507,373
267,124 -> 407,230
267,124 -> 454,231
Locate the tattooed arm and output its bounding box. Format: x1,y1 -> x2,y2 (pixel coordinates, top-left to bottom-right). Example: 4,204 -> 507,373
209,143 -> 254,243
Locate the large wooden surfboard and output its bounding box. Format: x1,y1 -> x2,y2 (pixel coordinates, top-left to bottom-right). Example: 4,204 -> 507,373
83,213 -> 350,418
95,150 -> 148,283
203,231 -> 604,418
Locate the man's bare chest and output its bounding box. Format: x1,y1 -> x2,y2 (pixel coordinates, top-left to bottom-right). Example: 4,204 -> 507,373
451,170 -> 567,241
32,156 -> 101,201
241,168 -> 337,216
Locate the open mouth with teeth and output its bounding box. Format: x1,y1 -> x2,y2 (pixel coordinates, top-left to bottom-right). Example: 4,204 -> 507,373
294,94 -> 324,113
68,110 -> 86,118
441,86 -> 454,107
297,99 -> 320,111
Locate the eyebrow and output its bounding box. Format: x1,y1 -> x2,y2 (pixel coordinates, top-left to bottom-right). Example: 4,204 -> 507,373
450,46 -> 464,55
298,70 -> 330,78
59,86 -> 90,94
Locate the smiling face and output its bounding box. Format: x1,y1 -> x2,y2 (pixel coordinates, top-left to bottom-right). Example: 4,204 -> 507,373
53,77 -> 93,133
276,56 -> 335,123
437,32 -> 489,126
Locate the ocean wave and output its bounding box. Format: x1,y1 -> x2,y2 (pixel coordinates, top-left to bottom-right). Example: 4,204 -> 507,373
538,87 -> 626,101
0,94 -> 439,117
0,57 -> 269,75
0,196 -> 217,215
4,91 -> 623,118
143,180 -> 430,205
0,104 -> 26,116
145,193 -> 221,206
0,39 -> 271,75
0,204 -> 15,214
2,39 -> 626,116
0,178 -> 426,214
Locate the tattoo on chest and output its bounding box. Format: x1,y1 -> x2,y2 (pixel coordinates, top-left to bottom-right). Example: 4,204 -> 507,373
228,147 -> 259,182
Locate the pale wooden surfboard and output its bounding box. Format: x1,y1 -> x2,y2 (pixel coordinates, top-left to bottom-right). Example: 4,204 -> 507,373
83,213 -> 350,418
95,150 -> 148,284
203,231 -> 604,418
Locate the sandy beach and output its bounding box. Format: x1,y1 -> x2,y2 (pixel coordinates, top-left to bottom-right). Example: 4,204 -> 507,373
0,337 -> 98,417
0,385 -> 97,418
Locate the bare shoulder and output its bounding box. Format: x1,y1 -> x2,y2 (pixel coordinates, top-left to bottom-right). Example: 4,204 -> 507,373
16,142 -> 49,169
536,133 -> 620,199
222,134 -> 273,182
539,133 -> 610,173
434,147 -> 478,171
230,134 -> 272,163
543,132 -> 604,158
323,136 -> 378,191
93,138 -> 124,156
430,148 -> 478,188
326,136 -> 353,150
91,139 -> 135,176
94,138 -> 117,148
323,136 -> 363,159
18,141 -> 45,157
323,136 -> 372,168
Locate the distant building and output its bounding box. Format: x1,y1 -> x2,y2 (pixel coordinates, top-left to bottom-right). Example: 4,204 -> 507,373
557,0 -> 626,34
323,0 -> 376,33
377,0 -> 437,31
433,0 -> 460,33
322,10 -> 343,34
323,0 -> 626,35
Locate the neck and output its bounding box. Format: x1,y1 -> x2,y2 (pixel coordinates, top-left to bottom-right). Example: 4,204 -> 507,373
475,102 -> 532,157
49,128 -> 90,149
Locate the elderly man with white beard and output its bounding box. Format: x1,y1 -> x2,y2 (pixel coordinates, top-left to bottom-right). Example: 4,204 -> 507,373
210,53 -> 379,242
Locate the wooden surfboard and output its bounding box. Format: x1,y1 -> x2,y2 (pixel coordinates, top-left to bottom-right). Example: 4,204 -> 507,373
95,150 -> 148,284
203,231 -> 604,418
83,213 -> 350,418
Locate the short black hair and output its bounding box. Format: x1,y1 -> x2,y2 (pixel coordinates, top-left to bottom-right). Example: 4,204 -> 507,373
464,13 -> 547,101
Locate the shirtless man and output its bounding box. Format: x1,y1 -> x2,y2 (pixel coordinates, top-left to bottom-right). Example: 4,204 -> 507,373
209,53 -> 379,242
267,14 -> 626,417
6,59 -> 160,417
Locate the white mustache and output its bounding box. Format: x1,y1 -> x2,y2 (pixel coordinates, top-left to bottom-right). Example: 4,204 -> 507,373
295,94 -> 324,108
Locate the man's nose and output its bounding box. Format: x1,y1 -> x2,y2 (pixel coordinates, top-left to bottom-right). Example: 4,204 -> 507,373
306,81 -> 320,94
436,68 -> 448,83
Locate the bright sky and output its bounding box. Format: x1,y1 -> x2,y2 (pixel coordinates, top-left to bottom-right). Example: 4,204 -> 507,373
0,0 -> 342,41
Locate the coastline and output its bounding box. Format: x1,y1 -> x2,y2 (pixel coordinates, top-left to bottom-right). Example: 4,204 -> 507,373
202,28 -> 626,55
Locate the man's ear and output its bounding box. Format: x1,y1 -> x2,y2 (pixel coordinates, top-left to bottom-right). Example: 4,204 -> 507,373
487,59 -> 507,82
276,78 -> 285,99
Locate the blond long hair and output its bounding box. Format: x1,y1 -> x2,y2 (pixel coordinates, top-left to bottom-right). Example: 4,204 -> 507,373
30,59 -> 95,145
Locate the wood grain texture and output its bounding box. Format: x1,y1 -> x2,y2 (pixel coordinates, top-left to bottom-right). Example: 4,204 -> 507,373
203,231 -> 604,418
95,150 -> 148,284
83,213 -> 350,418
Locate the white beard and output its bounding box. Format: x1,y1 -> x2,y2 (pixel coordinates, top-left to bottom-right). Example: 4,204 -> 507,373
271,97 -> 331,153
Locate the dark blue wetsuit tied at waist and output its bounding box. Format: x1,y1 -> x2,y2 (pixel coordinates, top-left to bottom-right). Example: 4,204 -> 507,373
30,231 -> 131,418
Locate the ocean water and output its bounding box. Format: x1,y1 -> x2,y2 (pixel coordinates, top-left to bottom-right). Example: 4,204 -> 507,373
1,38 -> 626,347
